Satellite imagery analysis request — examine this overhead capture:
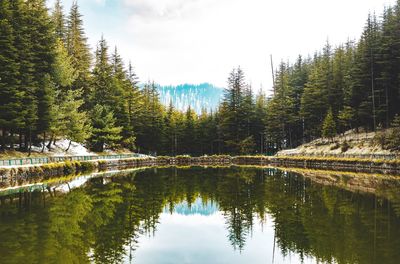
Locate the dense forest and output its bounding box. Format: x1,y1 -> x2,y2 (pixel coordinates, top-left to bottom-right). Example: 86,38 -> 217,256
1,0 -> 400,156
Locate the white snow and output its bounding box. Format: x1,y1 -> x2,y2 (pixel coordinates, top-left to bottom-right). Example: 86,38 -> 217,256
31,139 -> 95,156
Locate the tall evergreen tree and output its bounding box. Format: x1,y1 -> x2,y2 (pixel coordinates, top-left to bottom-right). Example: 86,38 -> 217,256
91,37 -> 114,107
266,62 -> 297,149
322,108 -> 337,140
25,0 -> 56,153
0,0 -> 24,149
135,82 -> 165,154
90,104 -> 122,152
111,47 -> 135,149
10,0 -> 37,151
67,1 -> 91,103
181,106 -> 196,154
51,0 -> 66,43
350,14 -> 381,130
300,55 -> 329,140
220,67 -> 247,154
62,89 -> 91,151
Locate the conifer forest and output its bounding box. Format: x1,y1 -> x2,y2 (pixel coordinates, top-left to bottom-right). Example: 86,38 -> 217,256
1,0 -> 400,155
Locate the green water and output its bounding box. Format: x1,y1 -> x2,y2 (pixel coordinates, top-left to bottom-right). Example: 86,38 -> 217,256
0,167 -> 400,264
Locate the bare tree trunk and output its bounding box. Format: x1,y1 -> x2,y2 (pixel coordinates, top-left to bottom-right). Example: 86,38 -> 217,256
41,132 -> 46,153
28,129 -> 32,157
46,186 -> 53,197
66,140 -> 72,152
0,129 -> 4,151
24,131 -> 28,152
47,133 -> 54,150
10,132 -> 14,150
19,133 -> 22,151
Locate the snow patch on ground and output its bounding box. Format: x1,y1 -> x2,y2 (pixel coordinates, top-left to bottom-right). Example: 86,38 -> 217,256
31,139 -> 95,156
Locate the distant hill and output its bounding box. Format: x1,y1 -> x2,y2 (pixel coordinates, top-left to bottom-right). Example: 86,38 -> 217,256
157,83 -> 223,114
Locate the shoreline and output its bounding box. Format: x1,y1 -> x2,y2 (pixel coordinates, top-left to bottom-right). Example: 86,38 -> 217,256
1,155 -> 400,189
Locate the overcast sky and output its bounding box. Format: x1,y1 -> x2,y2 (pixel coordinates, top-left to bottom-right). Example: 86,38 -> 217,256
47,0 -> 396,92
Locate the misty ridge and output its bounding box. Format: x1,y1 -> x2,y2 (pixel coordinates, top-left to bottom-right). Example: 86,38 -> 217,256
157,83 -> 223,114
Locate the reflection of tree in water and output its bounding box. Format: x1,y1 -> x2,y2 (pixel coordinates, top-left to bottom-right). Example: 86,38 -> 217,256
217,168 -> 263,251
1,167 -> 400,263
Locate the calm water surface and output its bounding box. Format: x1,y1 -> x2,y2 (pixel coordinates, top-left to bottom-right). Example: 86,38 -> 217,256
0,167 -> 400,264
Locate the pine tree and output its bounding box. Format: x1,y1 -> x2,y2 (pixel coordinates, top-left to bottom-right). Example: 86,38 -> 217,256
28,0 -> 57,149
135,82 -> 165,154
163,102 -> 177,155
67,1 -> 91,103
350,14 -> 381,130
126,61 -> 142,150
220,67 -> 247,154
111,47 -> 135,149
91,37 -> 114,106
300,55 -> 329,140
53,38 -> 76,89
181,106 -> 196,154
266,62 -> 297,149
10,0 -> 37,151
46,38 -> 77,149
52,0 -> 66,43
0,0 -> 24,149
253,89 -> 267,153
288,55 -> 309,146
62,90 -> 91,151
90,104 -> 122,152
376,6 -> 400,128
322,108 -> 337,140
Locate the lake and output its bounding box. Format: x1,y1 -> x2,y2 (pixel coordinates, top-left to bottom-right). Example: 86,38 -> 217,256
0,166 -> 399,264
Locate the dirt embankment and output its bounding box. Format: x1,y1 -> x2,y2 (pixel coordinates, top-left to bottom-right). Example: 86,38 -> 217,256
278,129 -> 398,158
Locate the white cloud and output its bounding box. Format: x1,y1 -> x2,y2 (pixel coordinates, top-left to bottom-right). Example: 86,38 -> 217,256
48,0 -> 397,92
122,0 -> 206,19
116,0 -> 396,91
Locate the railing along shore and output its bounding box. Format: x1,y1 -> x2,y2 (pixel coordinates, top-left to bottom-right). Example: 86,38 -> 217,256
0,153 -> 141,167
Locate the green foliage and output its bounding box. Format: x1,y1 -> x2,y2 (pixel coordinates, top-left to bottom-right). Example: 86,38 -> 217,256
322,108 -> 337,139
338,106 -> 355,132
51,0 -> 66,42
66,1 -> 91,96
4,0 -> 400,157
1,167 -> 400,263
238,136 -> 256,155
218,67 -> 264,155
376,114 -> 400,150
89,105 -> 122,152
62,89 -> 91,145
53,38 -> 76,88
0,0 -> 25,142
266,62 -> 299,149
134,82 -> 165,154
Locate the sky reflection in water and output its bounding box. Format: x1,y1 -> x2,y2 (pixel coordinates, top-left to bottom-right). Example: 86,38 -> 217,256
131,197 -> 316,264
